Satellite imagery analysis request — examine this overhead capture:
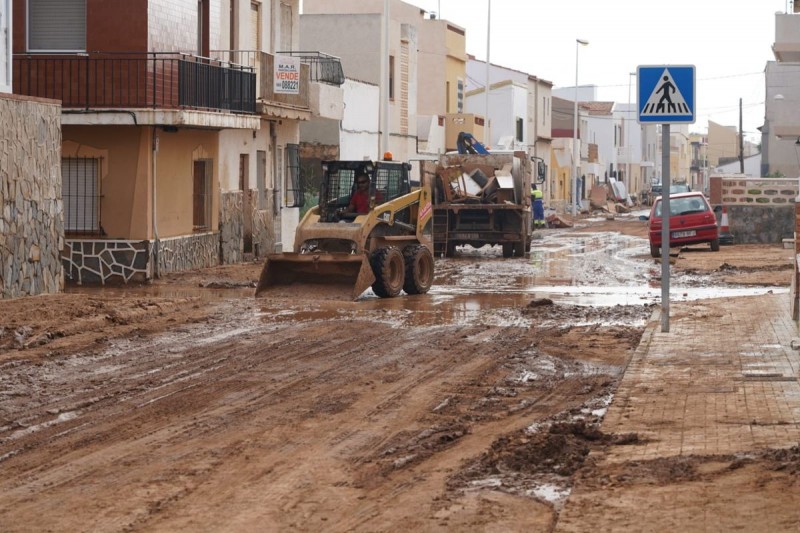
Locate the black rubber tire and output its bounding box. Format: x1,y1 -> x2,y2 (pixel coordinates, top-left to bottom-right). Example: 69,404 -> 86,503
650,244 -> 660,258
514,240 -> 525,257
402,245 -> 434,295
370,247 -> 405,298
710,238 -> 720,252
502,243 -> 513,258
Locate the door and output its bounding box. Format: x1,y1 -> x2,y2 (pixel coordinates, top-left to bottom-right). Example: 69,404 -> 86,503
239,154 -> 252,253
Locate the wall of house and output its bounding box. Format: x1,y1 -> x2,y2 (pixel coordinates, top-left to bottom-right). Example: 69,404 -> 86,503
0,93 -> 63,298
149,0 -> 220,52
62,126 -> 149,240
340,79 -> 380,160
156,129 -> 220,237
300,14 -> 382,85
12,0 -> 148,52
710,175 -> 798,244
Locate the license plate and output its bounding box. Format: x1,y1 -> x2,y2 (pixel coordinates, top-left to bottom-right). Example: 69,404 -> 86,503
672,230 -> 696,238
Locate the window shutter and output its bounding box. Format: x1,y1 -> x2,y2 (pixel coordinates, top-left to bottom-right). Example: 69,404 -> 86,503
29,0 -> 86,51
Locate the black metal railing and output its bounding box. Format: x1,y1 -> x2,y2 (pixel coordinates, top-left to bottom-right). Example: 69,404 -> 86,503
13,52 -> 256,113
277,51 -> 344,86
211,49 -> 344,86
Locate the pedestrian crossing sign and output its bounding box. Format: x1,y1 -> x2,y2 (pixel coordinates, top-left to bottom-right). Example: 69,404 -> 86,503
637,65 -> 695,124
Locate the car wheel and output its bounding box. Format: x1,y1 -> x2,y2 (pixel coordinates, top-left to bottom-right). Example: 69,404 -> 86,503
370,247 -> 405,298
650,244 -> 660,258
402,245 -> 434,295
710,238 -> 720,252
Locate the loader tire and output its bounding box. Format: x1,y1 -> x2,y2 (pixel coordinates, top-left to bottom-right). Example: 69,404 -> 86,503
403,245 -> 434,295
371,246 -> 405,298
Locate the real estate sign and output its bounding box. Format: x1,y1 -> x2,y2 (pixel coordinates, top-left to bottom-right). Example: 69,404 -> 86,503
274,55 -> 300,95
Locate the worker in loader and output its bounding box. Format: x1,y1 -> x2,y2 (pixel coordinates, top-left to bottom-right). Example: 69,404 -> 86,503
339,172 -> 384,218
531,184 -> 545,228
338,172 -> 372,216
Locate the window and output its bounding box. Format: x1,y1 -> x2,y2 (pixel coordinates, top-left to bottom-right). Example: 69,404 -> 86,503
28,0 -> 86,52
62,157 -> 101,235
516,117 -> 523,143
456,79 -> 464,113
389,55 -> 395,101
284,143 -> 304,208
193,160 -> 212,230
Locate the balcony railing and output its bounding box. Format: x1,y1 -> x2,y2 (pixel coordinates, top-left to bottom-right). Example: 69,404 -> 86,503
277,51 -> 345,86
13,52 -> 256,114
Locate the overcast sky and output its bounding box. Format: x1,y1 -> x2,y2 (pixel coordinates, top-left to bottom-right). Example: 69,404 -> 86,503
310,0 -> 790,143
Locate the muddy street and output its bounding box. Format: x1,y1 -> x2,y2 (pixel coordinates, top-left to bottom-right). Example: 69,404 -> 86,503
0,215 -> 795,531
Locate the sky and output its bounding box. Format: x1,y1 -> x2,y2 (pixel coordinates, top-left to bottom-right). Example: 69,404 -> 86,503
325,0 -> 791,143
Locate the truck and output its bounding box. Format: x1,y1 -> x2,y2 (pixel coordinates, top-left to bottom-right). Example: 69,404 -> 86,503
255,158 -> 434,301
428,134 -> 544,258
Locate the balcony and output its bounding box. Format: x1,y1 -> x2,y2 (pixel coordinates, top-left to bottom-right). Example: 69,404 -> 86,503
773,13 -> 800,62
13,52 -> 259,129
210,50 -> 344,121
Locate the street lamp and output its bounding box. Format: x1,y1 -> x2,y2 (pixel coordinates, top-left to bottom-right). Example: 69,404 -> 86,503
626,72 -> 636,193
572,38 -> 589,217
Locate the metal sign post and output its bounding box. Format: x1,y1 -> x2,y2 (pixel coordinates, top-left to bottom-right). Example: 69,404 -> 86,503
637,65 -> 696,333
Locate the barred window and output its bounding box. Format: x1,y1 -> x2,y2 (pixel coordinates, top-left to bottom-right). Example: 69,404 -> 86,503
62,157 -> 101,235
284,143 -> 303,208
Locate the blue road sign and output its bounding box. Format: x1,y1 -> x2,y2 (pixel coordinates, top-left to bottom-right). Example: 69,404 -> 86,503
637,65 -> 695,124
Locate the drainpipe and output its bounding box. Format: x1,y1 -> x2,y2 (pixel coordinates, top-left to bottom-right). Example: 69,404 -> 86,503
152,127 -> 160,279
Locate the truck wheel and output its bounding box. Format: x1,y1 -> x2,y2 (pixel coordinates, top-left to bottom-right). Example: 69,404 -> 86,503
650,244 -> 660,258
371,247 -> 405,298
514,241 -> 525,257
446,242 -> 456,258
403,245 -> 434,295
502,243 -> 513,258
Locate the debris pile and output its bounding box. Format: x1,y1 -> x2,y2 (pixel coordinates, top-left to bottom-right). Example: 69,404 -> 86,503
436,162 -> 518,205
589,178 -> 636,215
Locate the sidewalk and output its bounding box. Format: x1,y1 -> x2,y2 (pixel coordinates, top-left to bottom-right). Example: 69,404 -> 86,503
556,292 -> 800,531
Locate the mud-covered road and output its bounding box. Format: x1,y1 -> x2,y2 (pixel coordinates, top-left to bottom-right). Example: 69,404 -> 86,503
0,214 -> 794,531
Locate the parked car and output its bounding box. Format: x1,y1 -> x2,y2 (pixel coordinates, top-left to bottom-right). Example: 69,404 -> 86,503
644,192 -> 720,258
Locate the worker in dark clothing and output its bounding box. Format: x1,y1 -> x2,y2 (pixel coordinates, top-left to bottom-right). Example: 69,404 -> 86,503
531,184 -> 545,229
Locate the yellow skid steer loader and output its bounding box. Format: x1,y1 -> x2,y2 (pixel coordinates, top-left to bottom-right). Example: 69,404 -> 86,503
255,158 -> 434,300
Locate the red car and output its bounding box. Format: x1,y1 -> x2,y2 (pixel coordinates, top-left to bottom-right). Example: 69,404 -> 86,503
646,192 -> 720,258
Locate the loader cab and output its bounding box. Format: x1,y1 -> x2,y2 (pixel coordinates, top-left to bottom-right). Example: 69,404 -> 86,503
319,160 -> 412,222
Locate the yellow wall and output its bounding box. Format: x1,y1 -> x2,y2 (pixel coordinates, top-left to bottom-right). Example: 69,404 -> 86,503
444,27 -> 466,115
62,126 -> 150,240
61,126 -> 219,240
156,129 -> 219,238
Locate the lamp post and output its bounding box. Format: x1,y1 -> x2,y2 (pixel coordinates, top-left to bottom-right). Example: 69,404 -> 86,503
626,72 -> 635,193
572,38 -> 589,217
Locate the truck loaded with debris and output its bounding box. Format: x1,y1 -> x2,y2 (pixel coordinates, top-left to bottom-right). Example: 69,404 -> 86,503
428,143 -> 538,258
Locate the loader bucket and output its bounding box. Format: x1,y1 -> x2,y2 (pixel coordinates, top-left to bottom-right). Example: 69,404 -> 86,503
255,253 -> 376,301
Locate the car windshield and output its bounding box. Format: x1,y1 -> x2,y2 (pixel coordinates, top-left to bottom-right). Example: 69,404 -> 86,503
669,184 -> 690,193
654,196 -> 708,217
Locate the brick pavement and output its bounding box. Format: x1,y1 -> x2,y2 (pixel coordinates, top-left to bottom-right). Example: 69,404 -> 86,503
556,292 -> 800,531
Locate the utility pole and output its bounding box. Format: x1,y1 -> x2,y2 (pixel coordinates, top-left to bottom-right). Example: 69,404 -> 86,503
739,98 -> 744,174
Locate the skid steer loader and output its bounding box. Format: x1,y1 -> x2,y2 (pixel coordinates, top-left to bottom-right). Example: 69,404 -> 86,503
255,158 -> 435,300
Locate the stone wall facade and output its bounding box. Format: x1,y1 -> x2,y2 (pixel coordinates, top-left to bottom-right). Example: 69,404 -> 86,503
710,175 -> 798,244
63,240 -> 150,284
1,94 -> 64,298
220,191 -> 244,264
157,232 -> 220,274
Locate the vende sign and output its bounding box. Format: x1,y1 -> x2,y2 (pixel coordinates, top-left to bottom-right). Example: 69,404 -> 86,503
274,55 -> 300,95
